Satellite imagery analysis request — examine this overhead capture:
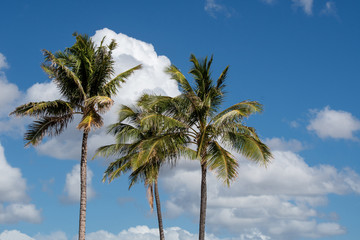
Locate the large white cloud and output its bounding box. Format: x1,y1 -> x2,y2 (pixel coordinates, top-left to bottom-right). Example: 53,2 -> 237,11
0,143 -> 42,224
307,106 -> 360,140
60,164 -> 96,203
159,149 -> 359,239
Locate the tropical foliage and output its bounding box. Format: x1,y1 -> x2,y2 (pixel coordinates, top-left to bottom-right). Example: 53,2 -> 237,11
139,54 -> 272,240
95,102 -> 193,240
10,33 -> 141,240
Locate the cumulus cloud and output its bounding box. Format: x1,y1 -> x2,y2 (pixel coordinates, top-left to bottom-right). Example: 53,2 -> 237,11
60,164 -> 96,203
264,137 -> 305,152
307,106 -> 360,140
292,0 -> 313,15
0,204 -> 42,224
160,149 -> 358,239
205,0 -> 232,18
0,144 -> 28,202
0,143 -> 42,224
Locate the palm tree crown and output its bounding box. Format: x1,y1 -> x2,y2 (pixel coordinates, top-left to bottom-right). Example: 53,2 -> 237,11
96,101 -> 191,240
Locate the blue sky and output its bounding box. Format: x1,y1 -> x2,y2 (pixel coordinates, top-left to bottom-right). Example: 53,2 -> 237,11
0,0 -> 360,239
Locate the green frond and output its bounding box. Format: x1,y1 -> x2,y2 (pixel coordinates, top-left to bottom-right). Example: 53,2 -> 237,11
166,65 -> 194,95
42,49 -> 87,99
10,100 -> 74,117
212,101 -> 263,126
224,132 -> 272,165
24,114 -> 73,146
207,141 -> 238,186
216,65 -> 229,91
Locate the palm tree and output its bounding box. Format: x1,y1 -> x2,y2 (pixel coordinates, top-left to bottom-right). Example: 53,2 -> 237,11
141,54 -> 272,240
95,102 -> 192,240
10,33 -> 141,240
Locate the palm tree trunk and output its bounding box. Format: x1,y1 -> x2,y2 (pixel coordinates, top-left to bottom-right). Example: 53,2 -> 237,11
79,130 -> 89,240
154,180 -> 165,240
199,162 -> 207,240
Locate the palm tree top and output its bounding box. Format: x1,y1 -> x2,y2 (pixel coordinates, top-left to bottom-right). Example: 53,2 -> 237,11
10,33 -> 141,145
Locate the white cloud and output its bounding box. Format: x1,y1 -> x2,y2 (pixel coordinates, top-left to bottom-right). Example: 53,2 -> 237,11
264,137 -> 305,152
320,1 -> 338,16
160,149 -> 358,239
34,231 -> 68,240
24,81 -> 61,103
307,106 -> 360,140
0,227 -> 269,240
0,75 -> 21,117
292,0 -> 313,15
0,144 -> 28,202
0,143 -> 42,224
60,164 -> 96,203
205,0 -> 232,18
0,230 -> 34,240
0,204 -> 42,224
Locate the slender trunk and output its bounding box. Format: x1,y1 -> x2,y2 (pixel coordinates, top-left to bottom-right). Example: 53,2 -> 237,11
199,162 -> 207,240
79,130 -> 89,240
154,180 -> 165,240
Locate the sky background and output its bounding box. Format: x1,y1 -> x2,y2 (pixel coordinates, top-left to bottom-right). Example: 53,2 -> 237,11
0,0 -> 360,240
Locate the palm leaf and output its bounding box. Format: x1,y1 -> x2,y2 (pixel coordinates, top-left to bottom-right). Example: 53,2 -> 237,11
24,114 -> 73,146
207,141 -> 238,185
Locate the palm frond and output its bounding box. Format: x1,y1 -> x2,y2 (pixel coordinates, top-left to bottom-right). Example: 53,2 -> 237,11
10,100 -> 74,117
42,49 -> 87,100
24,114 -> 73,146
212,101 -> 263,126
207,141 -> 238,186
224,132 -> 272,165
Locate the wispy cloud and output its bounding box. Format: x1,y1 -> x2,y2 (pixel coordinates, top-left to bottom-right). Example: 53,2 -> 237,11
261,0 -> 276,5
0,53 -> 9,70
321,1 -> 338,17
292,0 -> 314,15
204,0 -> 232,18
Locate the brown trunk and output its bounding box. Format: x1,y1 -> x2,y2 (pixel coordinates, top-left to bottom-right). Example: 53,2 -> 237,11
154,180 -> 165,240
199,162 -> 207,240
78,130 -> 89,240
